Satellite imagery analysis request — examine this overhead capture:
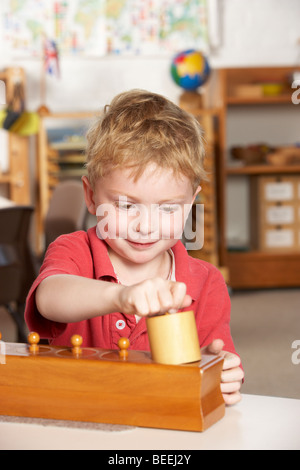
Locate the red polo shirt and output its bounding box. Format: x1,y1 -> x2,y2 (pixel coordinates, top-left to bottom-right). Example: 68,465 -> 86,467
25,227 -> 236,354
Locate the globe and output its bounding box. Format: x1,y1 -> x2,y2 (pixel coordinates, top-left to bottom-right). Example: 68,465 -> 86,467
171,49 -> 210,91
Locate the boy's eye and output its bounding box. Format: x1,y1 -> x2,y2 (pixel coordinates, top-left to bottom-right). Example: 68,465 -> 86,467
115,201 -> 137,212
114,200 -> 181,214
159,204 -> 180,214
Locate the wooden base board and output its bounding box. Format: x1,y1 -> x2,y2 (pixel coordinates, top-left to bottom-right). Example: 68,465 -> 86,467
228,251 -> 300,289
0,342 -> 225,432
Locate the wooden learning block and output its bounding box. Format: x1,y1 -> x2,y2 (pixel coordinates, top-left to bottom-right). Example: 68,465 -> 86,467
0,333 -> 225,432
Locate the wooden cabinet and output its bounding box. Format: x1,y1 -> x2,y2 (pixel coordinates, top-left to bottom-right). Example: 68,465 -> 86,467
217,66 -> 300,289
0,67 -> 30,205
179,88 -> 228,281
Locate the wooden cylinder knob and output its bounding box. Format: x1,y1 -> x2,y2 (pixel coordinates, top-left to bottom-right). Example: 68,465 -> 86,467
28,332 -> 40,354
71,334 -> 83,356
118,337 -> 130,360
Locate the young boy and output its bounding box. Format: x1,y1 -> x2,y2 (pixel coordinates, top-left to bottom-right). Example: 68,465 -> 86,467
25,90 -> 244,405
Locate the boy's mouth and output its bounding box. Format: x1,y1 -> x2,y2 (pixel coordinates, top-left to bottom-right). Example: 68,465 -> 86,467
126,239 -> 159,250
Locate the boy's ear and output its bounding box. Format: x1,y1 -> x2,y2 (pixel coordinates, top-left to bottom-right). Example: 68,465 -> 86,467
82,176 -> 96,215
192,185 -> 202,204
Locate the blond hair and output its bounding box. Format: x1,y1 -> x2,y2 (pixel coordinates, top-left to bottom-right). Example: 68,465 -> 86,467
85,89 -> 206,191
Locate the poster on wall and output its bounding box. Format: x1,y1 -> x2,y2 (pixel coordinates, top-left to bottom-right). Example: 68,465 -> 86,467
0,0 -> 209,57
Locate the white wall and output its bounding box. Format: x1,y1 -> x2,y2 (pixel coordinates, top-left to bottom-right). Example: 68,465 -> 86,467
213,0 -> 300,68
1,0 -> 300,112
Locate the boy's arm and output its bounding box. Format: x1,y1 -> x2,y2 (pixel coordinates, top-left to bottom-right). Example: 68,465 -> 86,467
36,275 -> 192,323
35,275 -> 123,322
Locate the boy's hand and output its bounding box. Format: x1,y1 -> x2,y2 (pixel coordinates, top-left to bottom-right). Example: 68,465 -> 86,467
117,278 -> 192,318
203,339 -> 244,406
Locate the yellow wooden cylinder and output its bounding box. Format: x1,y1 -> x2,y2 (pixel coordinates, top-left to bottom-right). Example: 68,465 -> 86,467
146,311 -> 201,365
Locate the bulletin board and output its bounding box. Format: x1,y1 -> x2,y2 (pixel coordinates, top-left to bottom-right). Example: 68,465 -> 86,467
0,0 -> 209,57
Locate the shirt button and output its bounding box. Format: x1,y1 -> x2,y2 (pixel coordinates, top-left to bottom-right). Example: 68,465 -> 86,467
116,319 -> 126,330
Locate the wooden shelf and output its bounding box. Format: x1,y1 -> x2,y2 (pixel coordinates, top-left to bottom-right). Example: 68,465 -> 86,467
178,95 -> 223,272
214,66 -> 300,289
229,249 -> 300,259
0,67 -> 30,205
0,174 -> 12,183
226,164 -> 300,175
50,141 -> 86,151
227,251 -> 300,289
226,95 -> 293,106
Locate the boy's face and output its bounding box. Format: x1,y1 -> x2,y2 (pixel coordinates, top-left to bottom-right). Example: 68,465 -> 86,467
83,165 -> 200,265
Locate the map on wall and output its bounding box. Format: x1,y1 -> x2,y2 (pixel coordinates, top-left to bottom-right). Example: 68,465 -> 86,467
0,0 -> 209,57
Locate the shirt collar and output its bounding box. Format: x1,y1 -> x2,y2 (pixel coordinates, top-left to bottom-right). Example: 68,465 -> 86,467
87,227 -> 117,281
172,241 -> 199,302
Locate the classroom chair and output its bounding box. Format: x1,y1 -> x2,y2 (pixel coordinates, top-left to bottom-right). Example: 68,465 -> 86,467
0,206 -> 36,342
44,180 -> 88,250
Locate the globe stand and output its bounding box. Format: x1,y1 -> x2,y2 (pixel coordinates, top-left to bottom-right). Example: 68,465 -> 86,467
179,90 -> 203,114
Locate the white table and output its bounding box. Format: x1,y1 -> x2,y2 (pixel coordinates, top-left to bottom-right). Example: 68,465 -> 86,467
0,394 -> 299,450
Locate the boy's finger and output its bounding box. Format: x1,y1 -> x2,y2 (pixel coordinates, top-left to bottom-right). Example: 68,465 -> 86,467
223,391 -> 242,406
221,381 -> 242,394
157,288 -> 174,313
204,339 -> 224,355
145,286 -> 164,315
182,294 -> 193,308
223,352 -> 242,370
168,294 -> 193,314
221,366 -> 244,383
168,281 -> 187,309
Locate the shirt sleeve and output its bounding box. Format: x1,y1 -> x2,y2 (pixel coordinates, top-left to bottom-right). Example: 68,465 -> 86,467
25,232 -> 91,339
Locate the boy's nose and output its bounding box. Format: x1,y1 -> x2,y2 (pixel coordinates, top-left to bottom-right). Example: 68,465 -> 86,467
135,205 -> 159,237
